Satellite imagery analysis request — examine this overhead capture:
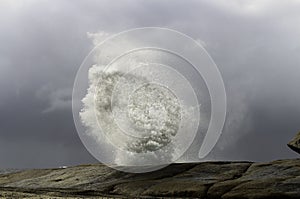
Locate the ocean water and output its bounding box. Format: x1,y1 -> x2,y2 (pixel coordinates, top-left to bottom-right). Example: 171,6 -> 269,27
0,169 -> 22,175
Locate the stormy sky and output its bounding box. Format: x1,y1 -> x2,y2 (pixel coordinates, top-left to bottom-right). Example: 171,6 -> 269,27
0,0 -> 300,168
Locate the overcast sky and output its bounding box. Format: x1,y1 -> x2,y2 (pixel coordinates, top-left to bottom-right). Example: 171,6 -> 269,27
0,0 -> 300,168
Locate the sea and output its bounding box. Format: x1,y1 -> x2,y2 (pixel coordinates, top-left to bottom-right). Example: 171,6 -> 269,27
0,169 -> 22,175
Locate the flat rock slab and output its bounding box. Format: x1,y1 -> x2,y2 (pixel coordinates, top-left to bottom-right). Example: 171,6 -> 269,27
0,159 -> 299,198
288,131 -> 300,154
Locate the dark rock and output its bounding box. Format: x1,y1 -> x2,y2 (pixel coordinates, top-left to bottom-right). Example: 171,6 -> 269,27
288,131 -> 300,154
0,159 -> 299,198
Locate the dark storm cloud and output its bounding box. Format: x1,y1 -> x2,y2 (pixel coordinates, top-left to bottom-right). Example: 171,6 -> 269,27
202,2 -> 300,160
0,0 -> 300,168
0,1 -> 98,168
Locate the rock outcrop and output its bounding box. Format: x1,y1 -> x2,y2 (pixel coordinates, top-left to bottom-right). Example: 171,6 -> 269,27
288,131 -> 300,154
0,159 -> 300,198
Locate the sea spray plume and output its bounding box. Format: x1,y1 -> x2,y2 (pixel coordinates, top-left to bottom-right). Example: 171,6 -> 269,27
126,83 -> 181,152
80,65 -> 184,165
74,28 -> 227,172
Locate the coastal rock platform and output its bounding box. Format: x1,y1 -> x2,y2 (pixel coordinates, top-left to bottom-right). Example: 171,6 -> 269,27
0,159 -> 300,198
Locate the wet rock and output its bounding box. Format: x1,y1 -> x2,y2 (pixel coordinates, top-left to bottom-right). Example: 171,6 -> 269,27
288,131 -> 300,154
0,159 -> 299,198
208,159 -> 300,199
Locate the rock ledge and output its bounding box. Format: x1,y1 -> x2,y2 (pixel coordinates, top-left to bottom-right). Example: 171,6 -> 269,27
0,159 -> 299,198
288,131 -> 300,154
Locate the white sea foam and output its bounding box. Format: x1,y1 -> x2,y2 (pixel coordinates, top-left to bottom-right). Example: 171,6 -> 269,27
80,65 -> 183,165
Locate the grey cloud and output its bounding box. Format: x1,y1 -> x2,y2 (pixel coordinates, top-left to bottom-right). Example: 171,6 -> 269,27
0,0 -> 299,168
36,86 -> 72,113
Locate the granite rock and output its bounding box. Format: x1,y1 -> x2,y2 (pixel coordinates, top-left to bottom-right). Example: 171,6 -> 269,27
0,159 -> 299,198
288,131 -> 300,154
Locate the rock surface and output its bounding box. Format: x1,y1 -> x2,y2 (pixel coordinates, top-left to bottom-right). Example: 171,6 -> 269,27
0,159 -> 299,198
288,131 -> 300,154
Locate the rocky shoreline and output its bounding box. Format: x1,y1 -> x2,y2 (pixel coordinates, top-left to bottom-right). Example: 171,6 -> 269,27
0,132 -> 299,198
0,159 -> 299,199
